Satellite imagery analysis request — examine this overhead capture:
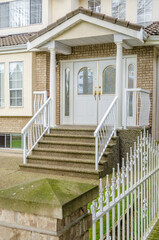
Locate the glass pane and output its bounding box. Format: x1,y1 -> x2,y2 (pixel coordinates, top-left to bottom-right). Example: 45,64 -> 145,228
128,64 -> 134,89
88,0 -> 101,12
0,3 -> 9,28
0,135 -> 5,148
102,66 -> 116,94
128,93 -> 133,117
30,0 -> 42,24
11,134 -> 22,149
137,0 -> 152,24
65,68 -> 70,117
9,0 -> 30,28
112,0 -> 126,20
6,134 -> 10,148
78,67 -> 93,95
0,63 -> 4,107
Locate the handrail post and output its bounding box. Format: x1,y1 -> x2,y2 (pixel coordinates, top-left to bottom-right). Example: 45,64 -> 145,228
95,135 -> 99,171
123,89 -> 127,129
48,101 -> 50,134
23,132 -> 27,164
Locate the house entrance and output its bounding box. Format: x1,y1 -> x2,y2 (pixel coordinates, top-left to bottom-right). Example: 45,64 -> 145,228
61,57 -> 137,126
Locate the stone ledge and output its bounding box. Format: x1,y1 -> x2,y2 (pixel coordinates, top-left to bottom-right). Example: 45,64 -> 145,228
0,178 -> 98,219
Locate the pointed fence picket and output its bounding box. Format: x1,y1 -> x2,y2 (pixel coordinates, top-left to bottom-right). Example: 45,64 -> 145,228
90,129 -> 159,240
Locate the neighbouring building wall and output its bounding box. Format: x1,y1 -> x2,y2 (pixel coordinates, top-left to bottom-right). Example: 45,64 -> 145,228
56,44 -> 155,126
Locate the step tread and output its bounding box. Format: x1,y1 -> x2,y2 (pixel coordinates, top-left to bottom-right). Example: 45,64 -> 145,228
39,140 -> 95,146
20,163 -> 100,174
44,134 -> 95,138
28,155 -> 107,165
33,147 -> 109,155
51,127 -> 95,131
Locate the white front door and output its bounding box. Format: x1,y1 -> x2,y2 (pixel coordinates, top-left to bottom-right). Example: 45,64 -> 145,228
74,61 -> 97,125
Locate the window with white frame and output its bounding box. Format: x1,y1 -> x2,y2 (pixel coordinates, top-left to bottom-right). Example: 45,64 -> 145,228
0,0 -> 42,29
88,0 -> 101,12
137,0 -> 152,25
112,0 -> 126,20
9,62 -> 23,107
0,63 -> 4,107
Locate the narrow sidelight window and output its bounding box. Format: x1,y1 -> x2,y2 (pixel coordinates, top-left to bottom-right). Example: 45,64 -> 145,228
137,0 -> 152,24
88,0 -> 101,12
112,0 -> 126,20
9,62 -> 23,107
0,63 -> 4,107
102,66 -> 116,94
78,67 -> 93,95
128,64 -> 135,117
65,68 -> 70,117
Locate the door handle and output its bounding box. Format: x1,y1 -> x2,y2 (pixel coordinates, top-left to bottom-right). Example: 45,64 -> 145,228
99,86 -> 101,100
94,89 -> 97,100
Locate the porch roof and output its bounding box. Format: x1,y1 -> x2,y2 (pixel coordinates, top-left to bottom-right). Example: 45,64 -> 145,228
29,7 -> 143,43
27,7 -> 146,51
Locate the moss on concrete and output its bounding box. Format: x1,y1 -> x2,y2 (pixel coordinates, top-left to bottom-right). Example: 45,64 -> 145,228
0,178 -> 98,219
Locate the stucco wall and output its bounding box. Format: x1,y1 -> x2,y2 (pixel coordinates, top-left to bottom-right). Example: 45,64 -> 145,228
0,52 -> 33,117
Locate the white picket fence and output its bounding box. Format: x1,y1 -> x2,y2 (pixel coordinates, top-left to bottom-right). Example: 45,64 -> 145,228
90,129 -> 159,240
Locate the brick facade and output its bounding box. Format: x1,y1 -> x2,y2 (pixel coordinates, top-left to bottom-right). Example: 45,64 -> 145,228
34,52 -> 50,92
0,117 -> 31,134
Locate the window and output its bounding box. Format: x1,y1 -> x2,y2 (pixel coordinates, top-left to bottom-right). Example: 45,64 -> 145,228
0,63 -> 4,107
112,0 -> 126,20
128,64 -> 135,117
9,62 -> 23,107
0,0 -> 42,29
88,0 -> 101,13
65,68 -> 70,117
102,66 -> 116,94
0,133 -> 22,149
137,0 -> 152,24
78,67 -> 93,95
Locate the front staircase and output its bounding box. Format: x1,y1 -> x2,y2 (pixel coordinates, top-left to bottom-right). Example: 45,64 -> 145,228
20,126 -> 118,179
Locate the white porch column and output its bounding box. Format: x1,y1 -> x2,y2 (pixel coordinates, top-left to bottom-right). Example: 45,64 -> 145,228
50,48 -> 56,127
115,41 -> 123,128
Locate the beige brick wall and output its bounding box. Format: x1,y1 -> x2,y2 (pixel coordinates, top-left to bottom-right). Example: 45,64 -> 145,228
57,44 -> 156,126
0,117 -> 31,134
34,52 -> 50,92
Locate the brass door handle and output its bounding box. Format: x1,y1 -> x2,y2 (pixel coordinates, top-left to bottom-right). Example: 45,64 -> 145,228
94,90 -> 97,100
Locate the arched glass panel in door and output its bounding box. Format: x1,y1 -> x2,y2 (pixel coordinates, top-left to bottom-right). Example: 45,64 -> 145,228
102,66 -> 116,94
128,64 -> 135,117
77,67 -> 93,95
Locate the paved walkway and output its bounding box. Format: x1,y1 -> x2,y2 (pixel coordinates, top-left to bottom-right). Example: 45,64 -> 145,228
148,221 -> 159,239
0,151 -> 99,191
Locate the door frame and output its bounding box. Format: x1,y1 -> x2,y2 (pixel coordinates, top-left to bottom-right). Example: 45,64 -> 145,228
60,55 -> 137,125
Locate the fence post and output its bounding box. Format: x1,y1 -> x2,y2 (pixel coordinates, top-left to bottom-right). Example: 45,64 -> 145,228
47,101 -> 50,134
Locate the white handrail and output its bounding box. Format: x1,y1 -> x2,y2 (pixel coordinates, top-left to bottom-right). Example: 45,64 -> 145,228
124,88 -> 150,129
94,96 -> 118,170
22,97 -> 51,164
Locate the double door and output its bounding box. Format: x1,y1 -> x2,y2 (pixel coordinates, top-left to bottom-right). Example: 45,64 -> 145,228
61,57 -> 137,126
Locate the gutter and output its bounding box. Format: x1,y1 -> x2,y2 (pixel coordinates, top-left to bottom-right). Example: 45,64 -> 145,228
0,44 -> 27,54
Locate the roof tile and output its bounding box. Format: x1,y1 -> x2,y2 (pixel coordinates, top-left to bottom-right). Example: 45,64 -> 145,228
0,33 -> 36,47
144,22 -> 159,35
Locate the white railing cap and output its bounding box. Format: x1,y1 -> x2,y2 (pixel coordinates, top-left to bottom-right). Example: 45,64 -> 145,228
94,96 -> 118,137
21,97 -> 51,134
125,88 -> 150,94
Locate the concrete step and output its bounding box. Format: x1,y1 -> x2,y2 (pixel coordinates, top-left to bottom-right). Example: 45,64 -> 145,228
38,140 -> 95,151
19,163 -> 105,179
50,127 -> 95,136
32,147 -> 109,159
27,155 -> 108,170
43,134 -> 95,143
